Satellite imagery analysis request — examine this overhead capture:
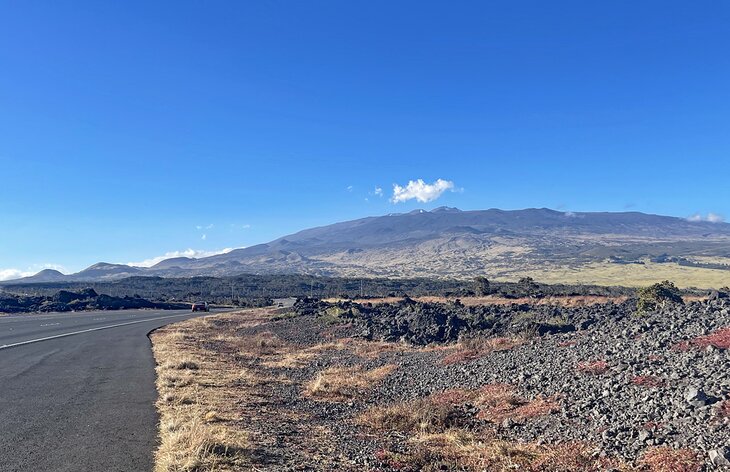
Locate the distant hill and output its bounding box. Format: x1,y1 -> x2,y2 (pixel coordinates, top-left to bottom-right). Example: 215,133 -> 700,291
5,208 -> 730,287
8,269 -> 68,284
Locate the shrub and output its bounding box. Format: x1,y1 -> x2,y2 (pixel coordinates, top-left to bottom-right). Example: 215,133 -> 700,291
636,280 -> 683,313
690,327 -> 730,350
473,276 -> 491,296
442,337 -> 525,365
638,447 -> 702,472
305,364 -> 396,401
632,375 -> 664,388
674,327 -> 730,351
358,383 -> 559,433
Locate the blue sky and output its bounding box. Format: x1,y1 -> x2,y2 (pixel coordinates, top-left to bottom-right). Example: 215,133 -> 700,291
1,1 -> 729,278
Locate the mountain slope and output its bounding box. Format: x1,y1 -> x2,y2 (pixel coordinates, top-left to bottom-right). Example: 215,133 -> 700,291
6,208 -> 730,285
6,269 -> 68,284
151,208 -> 730,282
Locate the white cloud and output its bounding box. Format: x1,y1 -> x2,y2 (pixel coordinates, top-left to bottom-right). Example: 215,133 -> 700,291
0,263 -> 67,281
688,213 -> 725,223
126,248 -> 241,268
0,268 -> 33,281
196,223 -> 214,230
374,187 -> 383,197
708,213 -> 725,223
346,185 -> 353,192
391,178 -> 455,203
201,233 -> 207,240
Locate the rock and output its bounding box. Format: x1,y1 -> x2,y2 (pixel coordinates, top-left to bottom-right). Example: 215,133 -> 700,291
709,447 -> 730,467
685,387 -> 710,406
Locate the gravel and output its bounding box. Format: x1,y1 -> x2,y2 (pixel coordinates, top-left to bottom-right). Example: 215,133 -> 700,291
242,298 -> 730,470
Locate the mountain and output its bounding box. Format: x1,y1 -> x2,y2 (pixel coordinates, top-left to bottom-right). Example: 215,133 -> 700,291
6,208 -> 730,285
6,269 -> 68,284
168,208 -> 730,280
71,263 -> 143,281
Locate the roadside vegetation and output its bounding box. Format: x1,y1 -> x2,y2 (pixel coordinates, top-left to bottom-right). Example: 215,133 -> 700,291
150,286 -> 729,471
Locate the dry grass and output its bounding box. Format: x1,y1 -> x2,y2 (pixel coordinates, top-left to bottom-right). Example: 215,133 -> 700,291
376,432 -> 628,472
152,309 -> 278,471
304,364 -> 397,401
442,336 -> 526,365
505,260 -> 730,289
358,383 -> 559,434
156,415 -> 248,472
638,446 -> 703,472
233,330 -> 287,357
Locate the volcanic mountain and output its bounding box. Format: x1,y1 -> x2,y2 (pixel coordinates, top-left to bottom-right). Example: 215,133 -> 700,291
7,208 -> 730,285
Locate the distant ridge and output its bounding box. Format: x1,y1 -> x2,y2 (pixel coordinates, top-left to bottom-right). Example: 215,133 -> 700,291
9,269 -> 68,284
4,208 -> 730,284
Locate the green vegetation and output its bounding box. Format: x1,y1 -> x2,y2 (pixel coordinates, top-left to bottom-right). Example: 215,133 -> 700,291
636,280 -> 684,313
473,276 -> 490,296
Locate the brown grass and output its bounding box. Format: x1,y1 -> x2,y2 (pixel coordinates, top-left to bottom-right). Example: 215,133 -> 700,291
304,364 -> 397,401
152,309 -> 278,471
638,447 -> 703,472
358,383 -> 559,434
376,432 -> 627,472
442,336 -> 526,365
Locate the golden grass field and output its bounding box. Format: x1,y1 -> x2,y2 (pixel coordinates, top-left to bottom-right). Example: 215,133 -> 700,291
498,261 -> 730,289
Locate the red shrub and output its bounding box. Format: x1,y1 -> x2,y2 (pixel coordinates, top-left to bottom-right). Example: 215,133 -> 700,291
430,388 -> 478,406
675,327 -> 730,351
441,337 -> 524,365
632,375 -> 664,388
638,447 -> 702,472
576,360 -> 609,375
691,327 -> 730,350
643,420 -> 665,431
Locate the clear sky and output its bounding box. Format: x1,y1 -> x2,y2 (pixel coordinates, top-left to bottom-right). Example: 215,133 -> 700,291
1,1 -> 729,278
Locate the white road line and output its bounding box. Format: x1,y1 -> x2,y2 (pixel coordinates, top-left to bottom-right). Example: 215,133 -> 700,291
0,313 -> 197,351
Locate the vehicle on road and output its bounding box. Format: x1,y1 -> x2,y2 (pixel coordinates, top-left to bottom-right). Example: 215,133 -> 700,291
191,302 -> 209,312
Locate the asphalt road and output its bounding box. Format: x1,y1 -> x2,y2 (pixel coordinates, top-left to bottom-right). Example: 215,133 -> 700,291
0,309 -> 211,472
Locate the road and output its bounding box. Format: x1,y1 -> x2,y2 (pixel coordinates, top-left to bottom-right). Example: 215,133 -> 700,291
0,309 -> 212,472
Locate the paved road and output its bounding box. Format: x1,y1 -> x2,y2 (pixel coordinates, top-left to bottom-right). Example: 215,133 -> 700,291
0,309 -> 211,472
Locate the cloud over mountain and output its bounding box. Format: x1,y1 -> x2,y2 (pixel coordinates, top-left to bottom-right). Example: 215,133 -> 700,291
687,213 -> 725,223
126,248 -> 240,268
391,178 -> 455,203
